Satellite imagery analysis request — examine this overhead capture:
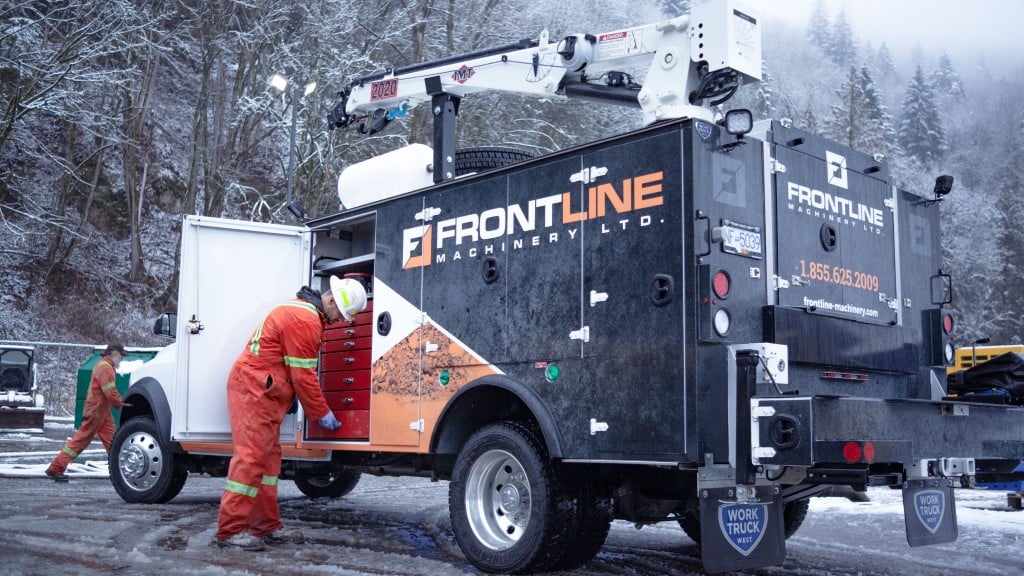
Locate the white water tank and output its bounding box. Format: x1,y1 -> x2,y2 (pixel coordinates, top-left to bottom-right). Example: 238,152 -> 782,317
337,144 -> 434,209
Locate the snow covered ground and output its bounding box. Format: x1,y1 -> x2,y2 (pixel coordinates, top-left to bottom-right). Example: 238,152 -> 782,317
1,420 -> 1022,575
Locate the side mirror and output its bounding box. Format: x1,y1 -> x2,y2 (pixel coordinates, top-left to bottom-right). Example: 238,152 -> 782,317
153,313 -> 177,339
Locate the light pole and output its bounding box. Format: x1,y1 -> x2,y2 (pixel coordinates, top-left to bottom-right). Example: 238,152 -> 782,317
271,74 -> 316,206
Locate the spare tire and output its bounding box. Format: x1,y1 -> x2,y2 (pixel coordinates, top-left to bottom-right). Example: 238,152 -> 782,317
454,147 -> 534,176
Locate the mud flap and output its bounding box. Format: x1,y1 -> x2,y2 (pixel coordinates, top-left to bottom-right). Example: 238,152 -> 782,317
699,486 -> 786,573
902,478 -> 958,547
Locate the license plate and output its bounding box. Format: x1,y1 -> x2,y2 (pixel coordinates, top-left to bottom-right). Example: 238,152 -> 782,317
721,221 -> 762,258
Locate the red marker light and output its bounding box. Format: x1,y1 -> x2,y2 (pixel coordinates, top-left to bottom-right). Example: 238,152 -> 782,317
863,442 -> 876,463
843,441 -> 862,462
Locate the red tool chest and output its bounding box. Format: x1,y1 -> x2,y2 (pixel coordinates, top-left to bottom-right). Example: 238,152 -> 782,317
308,300 -> 373,440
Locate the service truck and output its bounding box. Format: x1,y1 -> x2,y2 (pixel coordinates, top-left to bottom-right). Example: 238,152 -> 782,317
110,1 -> 1024,572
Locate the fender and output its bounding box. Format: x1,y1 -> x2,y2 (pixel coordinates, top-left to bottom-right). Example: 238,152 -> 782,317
121,377 -> 179,451
431,374 -> 564,458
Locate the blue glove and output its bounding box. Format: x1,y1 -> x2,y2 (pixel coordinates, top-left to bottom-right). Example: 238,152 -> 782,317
317,412 -> 342,430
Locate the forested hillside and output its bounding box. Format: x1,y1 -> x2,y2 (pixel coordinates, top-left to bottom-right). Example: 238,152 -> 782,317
1,0 -> 1022,348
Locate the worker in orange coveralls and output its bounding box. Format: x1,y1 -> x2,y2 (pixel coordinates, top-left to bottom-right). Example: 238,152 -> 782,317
45,344 -> 127,482
214,276 -> 367,551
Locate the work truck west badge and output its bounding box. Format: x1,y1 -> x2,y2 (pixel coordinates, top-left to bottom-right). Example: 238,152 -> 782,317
914,490 -> 945,534
718,502 -> 768,555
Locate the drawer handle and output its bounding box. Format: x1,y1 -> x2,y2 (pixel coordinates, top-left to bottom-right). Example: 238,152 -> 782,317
344,341 -> 355,348
345,329 -> 355,336
344,357 -> 355,364
343,377 -> 355,384
343,397 -> 354,405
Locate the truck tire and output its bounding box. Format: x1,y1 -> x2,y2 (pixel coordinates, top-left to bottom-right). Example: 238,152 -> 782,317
449,421 -> 576,574
782,497 -> 810,538
676,497 -> 810,543
551,472 -> 613,570
109,416 -> 188,504
294,468 -> 362,499
454,147 -> 534,176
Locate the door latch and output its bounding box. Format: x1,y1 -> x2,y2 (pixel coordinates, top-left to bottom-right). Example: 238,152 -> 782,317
188,314 -> 204,335
589,290 -> 608,307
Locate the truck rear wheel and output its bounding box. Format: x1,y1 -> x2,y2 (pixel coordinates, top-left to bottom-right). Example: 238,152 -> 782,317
294,468 -> 361,499
449,421 -> 575,574
551,472 -> 613,570
109,416 -> 187,504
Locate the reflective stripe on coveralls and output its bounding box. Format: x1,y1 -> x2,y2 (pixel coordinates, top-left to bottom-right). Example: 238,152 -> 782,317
216,297 -> 333,540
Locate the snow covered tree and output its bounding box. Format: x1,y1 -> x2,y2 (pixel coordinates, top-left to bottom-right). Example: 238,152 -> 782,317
751,59 -> 777,119
658,0 -> 690,16
929,52 -> 966,98
876,42 -> 897,78
898,65 -> 946,164
823,65 -> 892,156
801,97 -> 819,134
989,113 -> 1024,343
806,0 -> 830,51
826,10 -> 857,66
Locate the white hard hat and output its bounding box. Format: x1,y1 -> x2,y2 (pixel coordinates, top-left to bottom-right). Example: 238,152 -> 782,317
329,275 -> 368,322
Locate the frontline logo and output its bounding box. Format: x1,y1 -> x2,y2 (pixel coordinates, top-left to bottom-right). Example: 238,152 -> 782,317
402,171 -> 664,268
718,502 -> 767,556
786,181 -> 884,233
914,490 -> 945,534
826,150 -> 848,189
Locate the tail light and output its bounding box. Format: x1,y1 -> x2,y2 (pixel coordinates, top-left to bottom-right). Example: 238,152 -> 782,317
925,309 -> 955,367
712,270 -> 731,299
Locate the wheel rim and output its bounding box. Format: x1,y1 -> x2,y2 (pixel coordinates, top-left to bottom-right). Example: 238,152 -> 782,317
118,431 -> 164,492
464,449 -> 531,551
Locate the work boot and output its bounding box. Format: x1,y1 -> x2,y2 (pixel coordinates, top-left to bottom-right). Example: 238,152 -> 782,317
263,526 -> 305,545
214,532 -> 265,551
45,469 -> 69,483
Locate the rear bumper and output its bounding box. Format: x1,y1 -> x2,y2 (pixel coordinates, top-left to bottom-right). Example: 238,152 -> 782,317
753,396 -> 1024,466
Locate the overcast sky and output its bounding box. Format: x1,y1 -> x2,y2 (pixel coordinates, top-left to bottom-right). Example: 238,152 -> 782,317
756,0 -> 1020,66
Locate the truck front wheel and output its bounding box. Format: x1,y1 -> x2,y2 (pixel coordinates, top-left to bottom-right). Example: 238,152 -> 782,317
109,416 -> 188,504
449,421 -> 574,574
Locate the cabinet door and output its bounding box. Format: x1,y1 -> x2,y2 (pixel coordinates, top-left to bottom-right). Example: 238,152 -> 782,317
174,216 -> 308,442
580,131 -> 688,458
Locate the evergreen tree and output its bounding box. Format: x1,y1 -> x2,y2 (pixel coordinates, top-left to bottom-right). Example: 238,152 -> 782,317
898,65 -> 946,164
658,0 -> 690,16
991,114 -> 1024,343
877,42 -> 897,78
752,59 -> 776,119
826,10 -> 857,66
806,0 -> 830,51
858,65 -> 898,156
801,97 -> 818,134
823,66 -> 889,154
929,52 -> 965,97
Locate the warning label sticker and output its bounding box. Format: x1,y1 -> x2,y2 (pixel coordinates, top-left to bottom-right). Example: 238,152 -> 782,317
597,30 -> 644,60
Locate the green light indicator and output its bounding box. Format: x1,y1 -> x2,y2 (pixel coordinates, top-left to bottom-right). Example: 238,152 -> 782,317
439,370 -> 451,387
545,364 -> 560,382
